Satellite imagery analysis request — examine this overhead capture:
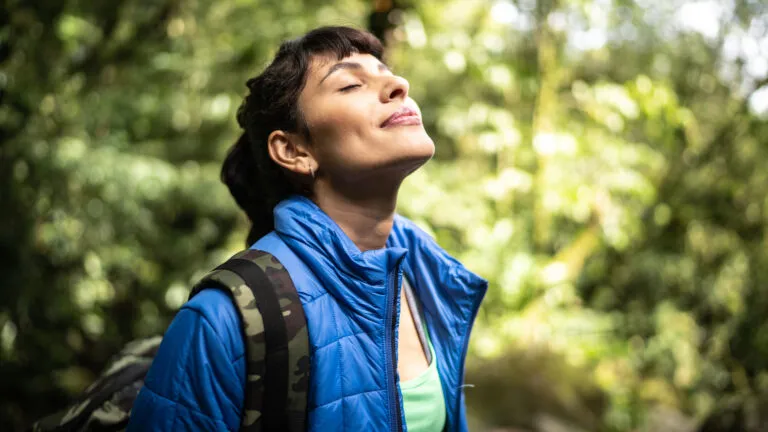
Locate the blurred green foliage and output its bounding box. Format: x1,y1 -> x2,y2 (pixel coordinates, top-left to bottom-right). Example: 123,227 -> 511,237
3,0 -> 768,431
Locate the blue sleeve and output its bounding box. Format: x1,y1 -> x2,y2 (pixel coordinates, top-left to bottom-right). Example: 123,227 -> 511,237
128,289 -> 246,432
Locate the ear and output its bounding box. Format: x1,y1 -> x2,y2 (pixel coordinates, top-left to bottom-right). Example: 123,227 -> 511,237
267,130 -> 316,176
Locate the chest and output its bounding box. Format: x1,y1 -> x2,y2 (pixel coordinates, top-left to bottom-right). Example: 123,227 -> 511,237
397,284 -> 431,381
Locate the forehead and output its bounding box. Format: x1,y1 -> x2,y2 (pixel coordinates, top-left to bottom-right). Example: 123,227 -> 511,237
305,52 -> 383,84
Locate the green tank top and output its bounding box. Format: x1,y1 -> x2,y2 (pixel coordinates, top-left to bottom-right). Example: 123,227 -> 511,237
400,276 -> 446,432
400,334 -> 446,432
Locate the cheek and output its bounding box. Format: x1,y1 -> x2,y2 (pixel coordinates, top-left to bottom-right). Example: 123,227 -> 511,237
315,113 -> 365,140
309,104 -> 374,158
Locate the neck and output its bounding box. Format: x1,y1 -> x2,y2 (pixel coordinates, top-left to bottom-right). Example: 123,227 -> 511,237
311,179 -> 400,252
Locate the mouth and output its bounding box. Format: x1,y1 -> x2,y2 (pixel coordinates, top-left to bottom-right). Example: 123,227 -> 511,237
381,106 -> 421,128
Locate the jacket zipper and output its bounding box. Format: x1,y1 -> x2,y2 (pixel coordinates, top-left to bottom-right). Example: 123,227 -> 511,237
385,266 -> 404,432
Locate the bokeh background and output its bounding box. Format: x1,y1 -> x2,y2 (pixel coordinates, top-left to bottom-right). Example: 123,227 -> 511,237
3,0 -> 768,430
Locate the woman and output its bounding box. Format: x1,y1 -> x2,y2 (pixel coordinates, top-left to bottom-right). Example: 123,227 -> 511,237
128,26 -> 487,431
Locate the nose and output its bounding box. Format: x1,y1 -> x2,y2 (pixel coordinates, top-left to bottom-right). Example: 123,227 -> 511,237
380,75 -> 409,103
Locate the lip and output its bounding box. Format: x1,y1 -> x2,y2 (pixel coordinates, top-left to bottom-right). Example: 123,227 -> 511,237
381,106 -> 421,128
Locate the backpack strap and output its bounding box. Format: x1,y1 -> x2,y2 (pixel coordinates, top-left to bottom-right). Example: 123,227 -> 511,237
190,249 -> 309,432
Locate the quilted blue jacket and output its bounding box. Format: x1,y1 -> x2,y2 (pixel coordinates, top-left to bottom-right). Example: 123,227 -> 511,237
128,195 -> 487,431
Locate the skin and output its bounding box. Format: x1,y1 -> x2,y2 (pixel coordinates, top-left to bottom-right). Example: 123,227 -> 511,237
267,52 -> 435,380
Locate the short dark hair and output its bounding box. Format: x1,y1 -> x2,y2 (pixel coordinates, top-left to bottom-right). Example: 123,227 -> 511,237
221,26 -> 384,246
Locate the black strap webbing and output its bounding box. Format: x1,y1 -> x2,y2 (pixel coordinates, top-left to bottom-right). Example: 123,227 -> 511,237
216,258 -> 289,431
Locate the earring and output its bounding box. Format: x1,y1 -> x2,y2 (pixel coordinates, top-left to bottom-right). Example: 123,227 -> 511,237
309,166 -> 315,179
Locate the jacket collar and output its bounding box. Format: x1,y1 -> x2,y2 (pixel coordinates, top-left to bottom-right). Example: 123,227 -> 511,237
387,214 -> 487,329
273,195 -> 487,317
273,195 -> 407,317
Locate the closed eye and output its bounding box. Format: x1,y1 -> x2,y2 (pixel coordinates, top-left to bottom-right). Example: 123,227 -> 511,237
339,84 -> 361,92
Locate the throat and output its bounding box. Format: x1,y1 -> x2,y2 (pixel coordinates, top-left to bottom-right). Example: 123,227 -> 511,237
310,192 -> 397,252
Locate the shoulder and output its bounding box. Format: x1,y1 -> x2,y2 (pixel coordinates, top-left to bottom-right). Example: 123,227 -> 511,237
128,289 -> 245,431
146,289 -> 245,386
183,289 -> 245,362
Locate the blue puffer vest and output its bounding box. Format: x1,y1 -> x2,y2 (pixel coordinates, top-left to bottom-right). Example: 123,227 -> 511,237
128,195 -> 487,431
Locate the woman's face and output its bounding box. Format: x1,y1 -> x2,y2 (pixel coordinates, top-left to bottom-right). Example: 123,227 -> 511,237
297,52 -> 435,186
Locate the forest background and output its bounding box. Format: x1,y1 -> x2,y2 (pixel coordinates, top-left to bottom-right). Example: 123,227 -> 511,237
4,0 -> 768,430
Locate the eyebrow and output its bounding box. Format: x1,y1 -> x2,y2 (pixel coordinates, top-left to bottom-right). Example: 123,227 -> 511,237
318,61 -> 391,85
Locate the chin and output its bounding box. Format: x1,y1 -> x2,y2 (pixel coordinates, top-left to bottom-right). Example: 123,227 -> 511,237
398,126 -> 434,152
410,135 -> 436,161
396,138 -> 435,174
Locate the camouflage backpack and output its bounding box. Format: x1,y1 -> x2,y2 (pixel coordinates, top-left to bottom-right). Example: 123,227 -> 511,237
30,249 -> 310,432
